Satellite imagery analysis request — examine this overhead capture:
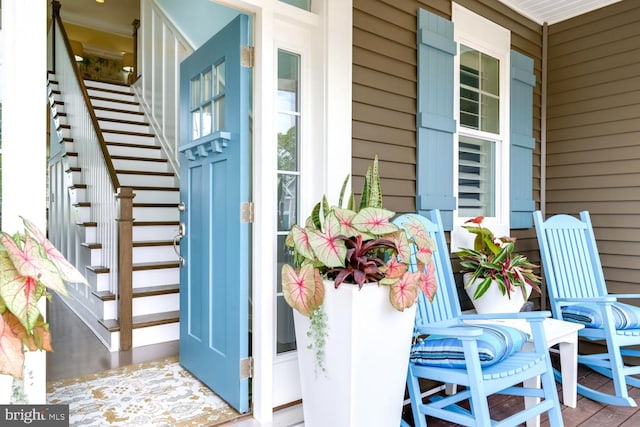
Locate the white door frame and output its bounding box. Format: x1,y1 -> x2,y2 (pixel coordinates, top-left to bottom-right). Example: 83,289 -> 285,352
225,0 -> 352,422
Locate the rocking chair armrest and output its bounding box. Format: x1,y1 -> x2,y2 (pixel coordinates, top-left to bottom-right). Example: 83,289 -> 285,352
461,311 -> 551,323
414,324 -> 483,338
607,293 -> 640,300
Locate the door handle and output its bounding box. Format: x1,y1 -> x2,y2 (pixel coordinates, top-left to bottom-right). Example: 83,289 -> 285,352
173,222 -> 186,267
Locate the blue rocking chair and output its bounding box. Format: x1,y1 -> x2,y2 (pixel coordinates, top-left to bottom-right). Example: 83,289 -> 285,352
534,210 -> 640,407
395,210 -> 563,427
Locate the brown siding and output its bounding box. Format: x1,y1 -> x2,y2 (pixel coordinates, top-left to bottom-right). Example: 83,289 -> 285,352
546,0 -> 640,293
352,0 -> 544,308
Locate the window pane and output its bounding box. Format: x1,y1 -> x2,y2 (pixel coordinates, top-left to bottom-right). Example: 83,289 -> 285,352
191,109 -> 200,140
214,98 -> 225,132
278,114 -> 298,171
278,174 -> 298,231
202,102 -> 212,137
458,135 -> 495,218
276,235 -> 297,353
215,62 -> 225,96
279,0 -> 310,12
203,69 -> 212,101
190,77 -> 200,109
459,45 -> 499,134
278,51 -> 300,112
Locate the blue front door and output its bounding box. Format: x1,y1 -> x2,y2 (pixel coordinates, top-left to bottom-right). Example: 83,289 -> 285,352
178,15 -> 250,414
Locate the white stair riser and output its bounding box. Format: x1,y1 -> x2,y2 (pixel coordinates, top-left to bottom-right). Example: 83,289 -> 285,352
103,293 -> 179,319
132,322 -> 179,348
64,155 -> 78,168
103,131 -> 155,145
69,187 -> 86,204
54,114 -> 68,127
86,269 -> 110,293
107,145 -> 163,158
91,98 -> 140,112
132,189 -> 180,204
79,225 -> 97,244
66,169 -> 81,183
99,121 -> 151,134
62,141 -> 75,151
133,245 -> 180,264
118,173 -> 175,187
112,158 -> 169,173
57,127 -> 71,139
87,89 -> 135,103
96,109 -> 146,122
132,224 -> 181,242
73,205 -> 91,224
85,80 -> 132,92
133,267 -> 180,288
132,206 -> 179,222
82,246 -> 102,266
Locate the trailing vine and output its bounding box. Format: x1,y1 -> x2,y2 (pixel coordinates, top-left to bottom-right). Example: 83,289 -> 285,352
307,306 -> 329,377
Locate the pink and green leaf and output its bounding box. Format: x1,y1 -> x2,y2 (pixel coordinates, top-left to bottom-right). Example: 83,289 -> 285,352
401,215 -> 433,250
389,271 -> 420,311
386,230 -> 411,262
282,264 -> 322,317
332,208 -> 359,237
307,214 -> 346,268
416,247 -> 434,267
380,256 -> 407,280
420,262 -> 438,302
22,218 -> 88,285
1,233 -> 67,295
289,225 -> 315,261
351,207 -> 397,235
0,313 -> 25,378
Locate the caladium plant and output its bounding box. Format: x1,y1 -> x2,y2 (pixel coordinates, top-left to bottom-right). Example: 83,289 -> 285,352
0,217 -> 88,378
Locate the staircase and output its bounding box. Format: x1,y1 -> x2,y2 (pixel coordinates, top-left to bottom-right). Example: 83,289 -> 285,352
47,74 -> 182,351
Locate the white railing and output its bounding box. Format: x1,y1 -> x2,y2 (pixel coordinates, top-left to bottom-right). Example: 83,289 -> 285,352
133,0 -> 194,177
52,27 -> 119,297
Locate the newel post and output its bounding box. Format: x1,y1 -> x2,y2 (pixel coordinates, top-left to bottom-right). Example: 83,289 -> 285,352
117,187 -> 135,351
132,19 -> 140,81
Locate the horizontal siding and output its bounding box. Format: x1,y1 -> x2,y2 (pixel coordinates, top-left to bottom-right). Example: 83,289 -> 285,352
545,0 -> 640,294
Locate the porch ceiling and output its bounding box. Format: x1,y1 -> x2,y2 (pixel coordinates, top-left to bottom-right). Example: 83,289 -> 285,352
497,0 -> 624,25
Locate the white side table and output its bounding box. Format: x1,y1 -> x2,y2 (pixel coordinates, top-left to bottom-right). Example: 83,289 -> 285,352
466,317 -> 584,426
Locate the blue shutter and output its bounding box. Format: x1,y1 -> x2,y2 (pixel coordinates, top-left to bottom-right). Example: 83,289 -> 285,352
416,9 -> 457,231
510,50 -> 536,228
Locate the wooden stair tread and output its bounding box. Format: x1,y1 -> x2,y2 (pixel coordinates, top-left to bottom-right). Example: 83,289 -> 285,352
99,310 -> 180,332
111,155 -> 168,163
98,117 -> 150,126
133,203 -> 179,208
81,242 -> 102,249
102,129 -> 155,138
90,95 -> 138,106
106,141 -> 161,150
70,184 -> 87,190
84,77 -> 130,88
87,265 -> 109,274
73,202 -> 90,207
133,221 -> 180,226
116,170 -> 174,177
94,106 -> 144,116
93,284 -> 180,301
133,261 -> 181,271
86,87 -> 134,97
131,186 -> 179,191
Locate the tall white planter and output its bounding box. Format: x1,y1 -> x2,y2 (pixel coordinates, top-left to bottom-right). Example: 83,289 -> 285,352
463,273 -> 531,314
293,280 -> 417,427
0,374 -> 13,404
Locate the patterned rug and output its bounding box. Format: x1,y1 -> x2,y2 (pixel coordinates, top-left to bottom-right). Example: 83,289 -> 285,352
46,357 -> 241,426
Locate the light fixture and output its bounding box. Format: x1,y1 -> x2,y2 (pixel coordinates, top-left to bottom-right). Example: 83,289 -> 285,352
70,40 -> 84,62
122,52 -> 134,73
96,0 -> 105,4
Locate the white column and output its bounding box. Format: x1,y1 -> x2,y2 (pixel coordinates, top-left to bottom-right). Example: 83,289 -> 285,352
1,0 -> 48,403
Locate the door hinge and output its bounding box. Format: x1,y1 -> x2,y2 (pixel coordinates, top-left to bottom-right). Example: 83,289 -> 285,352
241,202 -> 254,223
241,46 -> 254,68
240,357 -> 253,379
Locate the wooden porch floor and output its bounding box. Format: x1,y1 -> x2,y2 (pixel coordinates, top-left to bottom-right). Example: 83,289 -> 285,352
400,357 -> 640,427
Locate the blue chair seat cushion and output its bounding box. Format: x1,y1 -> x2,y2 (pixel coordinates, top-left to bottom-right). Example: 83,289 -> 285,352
561,302 -> 640,329
409,323 -> 530,368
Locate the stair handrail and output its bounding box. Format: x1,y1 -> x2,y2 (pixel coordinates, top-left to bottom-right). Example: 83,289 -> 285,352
51,0 -> 120,191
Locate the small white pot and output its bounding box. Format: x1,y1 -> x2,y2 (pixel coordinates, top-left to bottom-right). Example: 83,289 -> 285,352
463,273 -> 531,314
293,280 -> 417,427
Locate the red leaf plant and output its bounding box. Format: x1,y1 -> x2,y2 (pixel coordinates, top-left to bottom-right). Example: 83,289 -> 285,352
0,217 -> 87,378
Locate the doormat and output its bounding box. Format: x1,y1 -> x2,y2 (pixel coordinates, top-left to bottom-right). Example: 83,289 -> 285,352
47,356 -> 242,426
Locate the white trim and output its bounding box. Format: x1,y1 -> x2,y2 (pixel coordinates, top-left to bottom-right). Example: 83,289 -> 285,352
451,4 -> 511,250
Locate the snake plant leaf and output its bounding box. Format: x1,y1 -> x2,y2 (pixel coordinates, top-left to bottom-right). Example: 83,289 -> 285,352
289,225 -> 315,261
22,217 -> 89,286
0,313 -> 25,378
0,233 -> 67,296
351,207 -> 397,235
338,174 -> 350,208
307,214 -> 346,268
389,271 -> 420,311
282,264 -> 322,317
420,262 -> 438,302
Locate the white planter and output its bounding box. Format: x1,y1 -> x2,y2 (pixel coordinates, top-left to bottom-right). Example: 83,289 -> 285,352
293,280 -> 417,427
463,273 -> 531,314
0,374 -> 13,404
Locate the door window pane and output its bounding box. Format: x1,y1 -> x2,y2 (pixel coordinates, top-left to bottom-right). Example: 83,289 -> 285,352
276,49 -> 301,355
